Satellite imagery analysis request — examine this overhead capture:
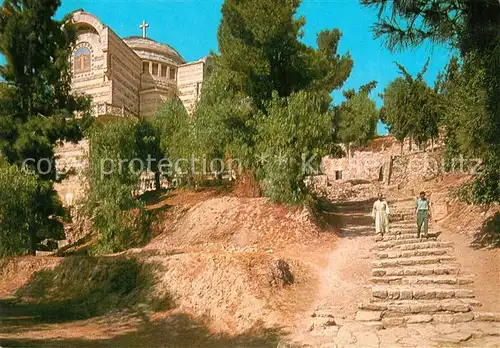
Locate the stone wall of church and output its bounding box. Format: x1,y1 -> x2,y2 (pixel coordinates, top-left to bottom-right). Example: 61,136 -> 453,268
106,29 -> 142,116
178,60 -> 205,115
71,31 -> 112,106
140,89 -> 175,119
140,74 -> 177,119
54,140 -> 89,208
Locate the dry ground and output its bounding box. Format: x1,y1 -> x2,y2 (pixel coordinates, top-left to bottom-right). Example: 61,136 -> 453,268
0,182 -> 498,347
0,188 -> 337,347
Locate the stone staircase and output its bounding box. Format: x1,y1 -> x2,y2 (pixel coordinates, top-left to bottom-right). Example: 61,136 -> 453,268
280,199 -> 500,347
356,218 -> 497,327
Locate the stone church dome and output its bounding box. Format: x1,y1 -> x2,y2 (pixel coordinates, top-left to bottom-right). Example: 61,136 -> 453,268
69,10 -> 206,120
123,36 -> 185,66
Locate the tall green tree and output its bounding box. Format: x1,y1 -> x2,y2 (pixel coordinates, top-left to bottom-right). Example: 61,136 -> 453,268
379,78 -> 412,151
437,54 -> 499,203
0,0 -> 90,254
335,81 -> 379,156
216,0 -> 352,106
194,0 -> 353,202
381,61 -> 439,153
255,91 -> 332,203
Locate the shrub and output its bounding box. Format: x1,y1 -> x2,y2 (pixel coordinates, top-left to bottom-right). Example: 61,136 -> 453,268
84,120 -> 150,253
0,161 -> 39,256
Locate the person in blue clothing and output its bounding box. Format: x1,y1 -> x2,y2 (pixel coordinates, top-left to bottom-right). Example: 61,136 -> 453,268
415,191 -> 431,239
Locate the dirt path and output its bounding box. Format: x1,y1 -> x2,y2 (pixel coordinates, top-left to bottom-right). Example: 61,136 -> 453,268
439,226 -> 500,313
282,199 -> 500,348
313,221 -> 374,319
285,205 -> 376,346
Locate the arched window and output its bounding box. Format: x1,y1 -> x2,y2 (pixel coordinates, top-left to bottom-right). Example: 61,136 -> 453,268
74,47 -> 91,73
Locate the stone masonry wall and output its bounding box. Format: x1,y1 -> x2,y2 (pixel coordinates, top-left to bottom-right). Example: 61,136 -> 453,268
321,135 -> 444,184
389,151 -> 443,187
71,31 -> 112,106
107,29 -> 142,115
178,60 -> 205,115
54,140 -> 89,208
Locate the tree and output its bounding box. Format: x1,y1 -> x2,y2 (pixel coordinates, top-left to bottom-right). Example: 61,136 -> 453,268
84,120 -> 149,254
0,159 -> 39,256
363,0 -> 500,202
335,81 -> 379,156
217,0 -> 308,103
135,120 -> 163,191
153,100 -> 193,183
0,0 -> 90,254
381,61 -> 439,153
360,0 -> 500,55
193,0 -> 353,202
255,91 -> 332,203
379,78 -> 412,152
216,0 -> 352,106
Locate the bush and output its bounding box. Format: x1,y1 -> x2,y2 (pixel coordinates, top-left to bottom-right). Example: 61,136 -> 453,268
255,91 -> 331,204
0,161 -> 39,256
84,120 -> 151,254
456,166 -> 500,205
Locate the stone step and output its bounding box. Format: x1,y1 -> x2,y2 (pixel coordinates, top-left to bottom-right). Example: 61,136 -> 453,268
387,225 -> 418,230
381,233 -> 421,239
374,241 -> 454,251
390,222 -> 416,226
474,312 -> 500,322
370,275 -> 474,285
355,310 -> 383,322
385,230 -> 442,236
360,298 -> 481,315
371,285 -> 475,301
375,237 -> 439,246
377,234 -> 438,242
372,255 -> 454,268
372,264 -> 461,277
381,312 -> 475,326
376,248 -> 451,259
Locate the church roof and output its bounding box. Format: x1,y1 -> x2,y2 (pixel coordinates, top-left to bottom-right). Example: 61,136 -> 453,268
123,36 -> 185,64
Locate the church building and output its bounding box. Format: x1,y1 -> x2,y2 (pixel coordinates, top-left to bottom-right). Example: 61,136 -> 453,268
70,10 -> 207,119
54,10 -> 208,207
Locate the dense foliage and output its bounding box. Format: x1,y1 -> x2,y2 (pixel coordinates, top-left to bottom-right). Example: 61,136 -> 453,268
335,81 -> 379,155
192,0 -> 354,203
0,159 -> 39,256
0,0 -> 90,254
363,0 -> 499,203
85,121 -> 149,254
380,61 -> 439,152
255,91 -> 332,203
85,101 -> 196,253
153,100 -> 193,182
438,55 -> 500,204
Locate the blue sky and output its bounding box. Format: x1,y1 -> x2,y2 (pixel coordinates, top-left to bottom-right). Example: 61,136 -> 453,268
7,0 -> 456,135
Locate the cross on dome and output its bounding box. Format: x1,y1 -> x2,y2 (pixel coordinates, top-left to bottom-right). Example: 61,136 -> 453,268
140,20 -> 149,38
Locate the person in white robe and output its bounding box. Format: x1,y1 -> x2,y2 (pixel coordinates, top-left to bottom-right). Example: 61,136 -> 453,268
372,193 -> 389,236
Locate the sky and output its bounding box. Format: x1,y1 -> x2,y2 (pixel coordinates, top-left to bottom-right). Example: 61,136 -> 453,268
8,0 -> 456,135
